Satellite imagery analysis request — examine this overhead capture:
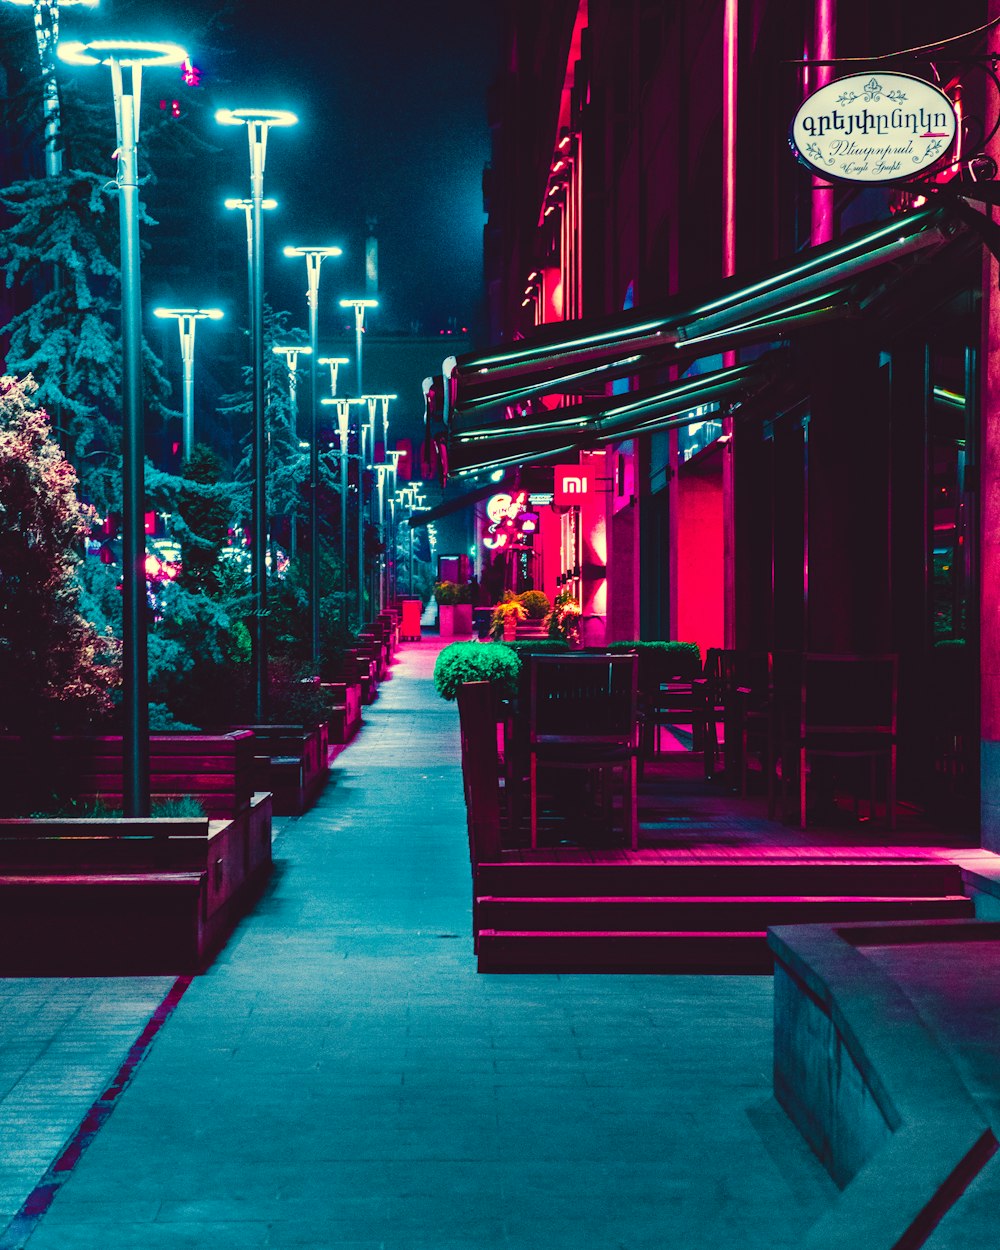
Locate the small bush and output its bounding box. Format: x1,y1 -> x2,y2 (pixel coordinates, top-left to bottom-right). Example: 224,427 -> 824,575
607,640 -> 702,687
502,639 -> 571,658
433,640 -> 521,701
517,589 -> 550,620
433,580 -> 461,606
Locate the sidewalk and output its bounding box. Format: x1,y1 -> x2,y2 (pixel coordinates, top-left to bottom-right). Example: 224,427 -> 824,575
2,638 -> 836,1249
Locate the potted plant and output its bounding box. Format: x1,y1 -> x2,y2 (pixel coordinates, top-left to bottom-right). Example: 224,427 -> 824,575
518,589 -> 550,621
432,640 -> 521,702
434,580 -> 460,636
454,580 -> 475,638
547,590 -> 582,646
490,591 -> 527,641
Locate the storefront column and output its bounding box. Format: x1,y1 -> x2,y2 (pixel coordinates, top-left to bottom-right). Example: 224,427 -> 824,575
980,0 -> 1000,850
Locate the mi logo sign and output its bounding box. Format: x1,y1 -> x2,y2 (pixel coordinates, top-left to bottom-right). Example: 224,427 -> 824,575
554,464 -> 598,506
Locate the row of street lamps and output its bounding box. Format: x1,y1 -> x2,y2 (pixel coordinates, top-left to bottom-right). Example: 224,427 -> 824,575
51,35 -> 427,814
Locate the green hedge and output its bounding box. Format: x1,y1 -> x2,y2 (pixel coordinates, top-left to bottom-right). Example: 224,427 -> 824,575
432,641 -> 521,701
501,639 -> 571,658
606,640 -> 702,686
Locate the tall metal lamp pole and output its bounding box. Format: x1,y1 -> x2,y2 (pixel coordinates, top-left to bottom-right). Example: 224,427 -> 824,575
57,37 -> 189,816
217,107 -> 297,720
283,246 -> 342,669
153,306 -> 223,463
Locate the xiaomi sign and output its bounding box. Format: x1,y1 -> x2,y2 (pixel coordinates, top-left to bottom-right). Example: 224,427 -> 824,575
554,463 -> 598,506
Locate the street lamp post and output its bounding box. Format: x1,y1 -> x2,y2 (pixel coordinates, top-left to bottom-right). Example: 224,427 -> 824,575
271,342 -> 311,415
318,356 -> 350,401
363,394 -> 395,613
154,307 -> 223,463
217,107 -> 297,720
7,0 -> 98,178
339,297 -> 378,398
57,37 -> 189,816
322,397 -> 369,629
284,247 -> 343,670
272,343 -> 311,561
384,450 -> 403,607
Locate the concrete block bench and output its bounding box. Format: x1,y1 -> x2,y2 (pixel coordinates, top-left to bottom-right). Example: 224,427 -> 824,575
768,919 -> 999,1250
0,805 -> 273,974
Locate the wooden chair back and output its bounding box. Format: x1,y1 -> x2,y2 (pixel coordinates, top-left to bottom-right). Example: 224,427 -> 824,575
456,681 -> 502,864
529,653 -> 638,747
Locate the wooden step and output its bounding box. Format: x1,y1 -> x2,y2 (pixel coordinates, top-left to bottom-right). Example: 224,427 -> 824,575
476,930 -> 775,974
476,894 -> 974,932
475,860 -> 965,899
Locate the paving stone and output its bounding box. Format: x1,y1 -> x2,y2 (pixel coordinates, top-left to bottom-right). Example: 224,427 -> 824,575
1,640 -> 837,1249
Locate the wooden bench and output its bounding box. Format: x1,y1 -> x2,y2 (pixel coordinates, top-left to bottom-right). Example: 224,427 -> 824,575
0,808 -> 273,974
228,723 -> 329,816
0,732 -> 257,819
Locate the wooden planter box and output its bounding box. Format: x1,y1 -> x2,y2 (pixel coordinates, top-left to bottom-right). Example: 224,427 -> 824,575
0,731 -> 257,819
228,723 -> 329,817
320,681 -> 362,745
0,804 -> 273,975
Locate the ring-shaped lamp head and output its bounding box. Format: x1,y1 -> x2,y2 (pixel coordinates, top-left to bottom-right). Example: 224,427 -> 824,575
153,307 -> 223,321
58,38 -> 187,66
216,107 -> 298,128
284,246 -> 343,258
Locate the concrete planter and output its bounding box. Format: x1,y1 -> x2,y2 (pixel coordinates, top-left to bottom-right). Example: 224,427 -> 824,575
455,603 -> 474,636
438,603 -> 456,636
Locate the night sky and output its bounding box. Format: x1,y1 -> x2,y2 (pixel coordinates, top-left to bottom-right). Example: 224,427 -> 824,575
85,0 -> 502,337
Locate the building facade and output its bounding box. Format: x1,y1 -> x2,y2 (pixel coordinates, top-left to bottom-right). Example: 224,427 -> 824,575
435,0 -> 997,841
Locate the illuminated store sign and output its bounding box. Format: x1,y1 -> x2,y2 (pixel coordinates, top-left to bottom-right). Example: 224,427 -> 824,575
484,490 -> 528,550
554,463 -> 598,506
791,73 -> 956,183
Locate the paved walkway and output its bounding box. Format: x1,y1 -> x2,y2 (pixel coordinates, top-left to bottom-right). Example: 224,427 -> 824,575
2,639 -> 837,1249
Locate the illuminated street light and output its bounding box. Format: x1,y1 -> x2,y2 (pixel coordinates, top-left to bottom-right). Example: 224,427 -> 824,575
284,245 -> 343,669
217,106 -> 297,719
7,0 -> 98,177
321,396 -> 367,628
153,307 -> 223,462
338,297 -> 378,396
56,36 -> 188,816
363,394 -> 396,613
318,356 -> 350,399
271,343 -> 311,413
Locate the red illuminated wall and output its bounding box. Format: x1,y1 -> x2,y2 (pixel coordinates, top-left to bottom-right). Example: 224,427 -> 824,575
675,466 -> 724,654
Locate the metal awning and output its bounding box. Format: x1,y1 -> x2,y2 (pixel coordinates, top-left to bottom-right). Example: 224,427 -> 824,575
442,206 -> 961,424
445,356 -> 787,478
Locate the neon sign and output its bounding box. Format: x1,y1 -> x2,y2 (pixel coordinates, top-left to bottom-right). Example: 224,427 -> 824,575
484,490 -> 528,550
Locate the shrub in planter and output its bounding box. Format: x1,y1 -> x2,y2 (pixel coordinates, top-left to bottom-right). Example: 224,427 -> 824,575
502,639 -> 571,658
489,591 -> 527,640
547,590 -> 581,644
517,589 -> 550,620
606,640 -> 702,690
433,641 -> 521,701
433,580 -> 461,606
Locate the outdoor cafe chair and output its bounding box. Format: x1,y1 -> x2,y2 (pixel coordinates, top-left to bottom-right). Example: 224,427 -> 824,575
529,652 -> 640,850
777,652 -> 898,830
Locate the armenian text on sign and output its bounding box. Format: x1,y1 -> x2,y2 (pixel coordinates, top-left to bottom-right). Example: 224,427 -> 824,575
791,72 -> 957,183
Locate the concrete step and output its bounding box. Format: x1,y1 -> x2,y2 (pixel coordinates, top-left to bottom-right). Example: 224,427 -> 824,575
475,859 -> 966,899
476,929 -> 776,973
476,894 -> 975,932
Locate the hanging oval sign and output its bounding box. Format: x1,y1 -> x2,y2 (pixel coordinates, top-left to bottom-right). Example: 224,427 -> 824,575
790,72 -> 957,183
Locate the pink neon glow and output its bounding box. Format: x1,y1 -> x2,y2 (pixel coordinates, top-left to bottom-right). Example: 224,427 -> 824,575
810,0 -> 836,245
722,0 -> 738,279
